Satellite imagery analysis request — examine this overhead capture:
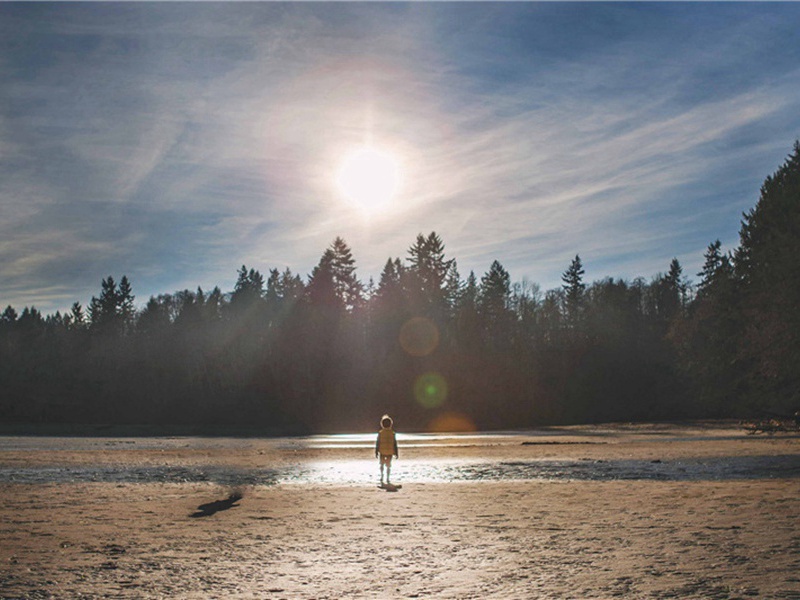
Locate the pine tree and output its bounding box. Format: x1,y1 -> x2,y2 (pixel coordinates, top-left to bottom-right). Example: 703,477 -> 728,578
454,270 -> 481,351
443,260 -> 463,315
697,240 -> 733,297
461,271 -> 479,310
306,252 -> 341,310
137,296 -> 171,336
328,237 -> 363,311
647,258 -> 686,328
204,287 -> 225,322
407,232 -> 453,311
479,260 -> 513,350
1,305 -> 18,324
375,258 -> 403,305
674,244 -> 740,416
561,255 -> 586,326
69,302 -> 85,330
118,276 -> 135,333
734,141 -> 800,411
736,141 -> 800,286
89,276 -> 123,335
479,260 -> 512,321
230,266 -> 265,310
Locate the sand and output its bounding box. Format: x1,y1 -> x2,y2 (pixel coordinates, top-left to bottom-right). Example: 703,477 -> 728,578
1,423 -> 799,599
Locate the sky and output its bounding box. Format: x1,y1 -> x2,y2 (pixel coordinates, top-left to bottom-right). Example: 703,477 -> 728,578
2,2 -> 800,315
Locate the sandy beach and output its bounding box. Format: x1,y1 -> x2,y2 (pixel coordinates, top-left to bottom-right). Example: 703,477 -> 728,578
1,423 -> 799,599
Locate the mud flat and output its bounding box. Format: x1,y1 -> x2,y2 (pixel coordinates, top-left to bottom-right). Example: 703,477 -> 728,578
1,422 -> 798,599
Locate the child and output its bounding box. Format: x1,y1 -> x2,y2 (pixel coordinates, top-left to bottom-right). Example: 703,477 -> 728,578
375,414 -> 399,486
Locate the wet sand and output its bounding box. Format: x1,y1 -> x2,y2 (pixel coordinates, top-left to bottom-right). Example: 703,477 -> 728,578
1,423 -> 799,599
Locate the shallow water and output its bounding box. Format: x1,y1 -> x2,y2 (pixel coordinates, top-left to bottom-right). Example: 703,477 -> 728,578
1,455 -> 798,485
1,433 -> 798,485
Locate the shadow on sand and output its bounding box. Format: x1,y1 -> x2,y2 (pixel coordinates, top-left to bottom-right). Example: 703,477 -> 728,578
190,492 -> 243,518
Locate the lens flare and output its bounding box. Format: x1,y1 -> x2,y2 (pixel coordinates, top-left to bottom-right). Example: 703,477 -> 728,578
399,317 -> 439,357
427,412 -> 476,433
414,372 -> 447,409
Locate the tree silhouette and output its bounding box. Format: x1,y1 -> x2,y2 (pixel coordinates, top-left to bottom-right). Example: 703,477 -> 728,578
561,255 -> 586,329
734,141 -> 800,413
2,142 -> 798,431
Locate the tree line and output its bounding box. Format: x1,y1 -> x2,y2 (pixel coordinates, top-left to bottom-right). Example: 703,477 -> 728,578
1,143 -> 798,433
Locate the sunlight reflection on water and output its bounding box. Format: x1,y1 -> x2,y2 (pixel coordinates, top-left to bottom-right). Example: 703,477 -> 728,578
1,432 -> 798,485
303,432 -> 528,449
1,455 -> 798,486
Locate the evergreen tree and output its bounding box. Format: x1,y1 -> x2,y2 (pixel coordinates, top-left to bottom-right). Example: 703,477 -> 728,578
647,258 -> 687,331
89,276 -> 123,336
231,265 -> 265,310
667,258 -> 688,307
479,260 -> 514,350
453,270 -> 481,351
479,260 -> 512,323
673,241 -> 741,416
376,258 -> 404,303
203,286 -> 225,322
327,237 -> 364,311
406,232 -> 453,312
1,305 -> 18,324
561,255 -> 586,326
307,251 -> 342,310
118,276 -> 135,333
461,271 -> 479,310
697,240 -> 733,297
734,141 -> 800,412
69,302 -> 86,330
443,260 -> 463,316
18,306 -> 44,329
137,296 -> 171,336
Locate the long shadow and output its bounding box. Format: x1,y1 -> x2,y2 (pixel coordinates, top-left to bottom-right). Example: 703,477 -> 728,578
190,492 -> 242,518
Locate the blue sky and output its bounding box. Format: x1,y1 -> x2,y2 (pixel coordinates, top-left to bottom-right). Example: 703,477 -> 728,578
2,3 -> 799,315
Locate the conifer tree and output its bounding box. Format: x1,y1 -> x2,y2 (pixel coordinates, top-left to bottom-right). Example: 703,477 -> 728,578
118,276 -> 135,333
479,260 -> 512,321
697,240 -> 733,297
69,302 -> 85,330
89,276 -> 123,335
1,305 -> 17,324
230,266 -> 265,311
328,237 -> 363,311
453,270 -> 481,351
479,260 -> 514,350
734,141 -> 800,411
561,255 -> 586,326
407,232 -> 453,311
306,252 -> 341,310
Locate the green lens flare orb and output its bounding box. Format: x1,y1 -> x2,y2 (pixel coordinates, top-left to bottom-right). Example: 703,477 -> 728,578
414,372 -> 447,409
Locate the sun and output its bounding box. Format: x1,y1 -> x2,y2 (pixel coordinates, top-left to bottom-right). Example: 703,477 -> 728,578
336,145 -> 400,213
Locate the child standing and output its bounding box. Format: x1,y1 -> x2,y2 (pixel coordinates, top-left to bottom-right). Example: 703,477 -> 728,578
375,414 -> 399,486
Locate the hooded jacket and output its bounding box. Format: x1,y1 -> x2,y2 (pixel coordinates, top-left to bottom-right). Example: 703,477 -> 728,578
376,417 -> 398,457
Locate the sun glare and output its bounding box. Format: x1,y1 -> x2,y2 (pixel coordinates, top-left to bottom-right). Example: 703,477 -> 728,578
336,146 -> 400,213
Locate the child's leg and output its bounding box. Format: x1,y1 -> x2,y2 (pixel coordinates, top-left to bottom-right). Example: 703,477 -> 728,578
380,455 -> 392,484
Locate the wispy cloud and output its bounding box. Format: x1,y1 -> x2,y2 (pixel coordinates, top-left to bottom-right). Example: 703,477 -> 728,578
1,3 -> 799,312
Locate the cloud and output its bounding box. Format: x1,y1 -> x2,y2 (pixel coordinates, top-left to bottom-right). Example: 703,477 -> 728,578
1,3 -> 799,313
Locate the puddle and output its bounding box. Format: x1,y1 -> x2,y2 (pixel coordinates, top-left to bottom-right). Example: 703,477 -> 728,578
0,465 -> 281,486
1,433 -> 797,485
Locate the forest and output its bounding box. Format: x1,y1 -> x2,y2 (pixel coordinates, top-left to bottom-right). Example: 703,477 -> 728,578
1,143 -> 798,434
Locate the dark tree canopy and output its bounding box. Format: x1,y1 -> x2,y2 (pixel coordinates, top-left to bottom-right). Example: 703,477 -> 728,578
2,143 -> 798,433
